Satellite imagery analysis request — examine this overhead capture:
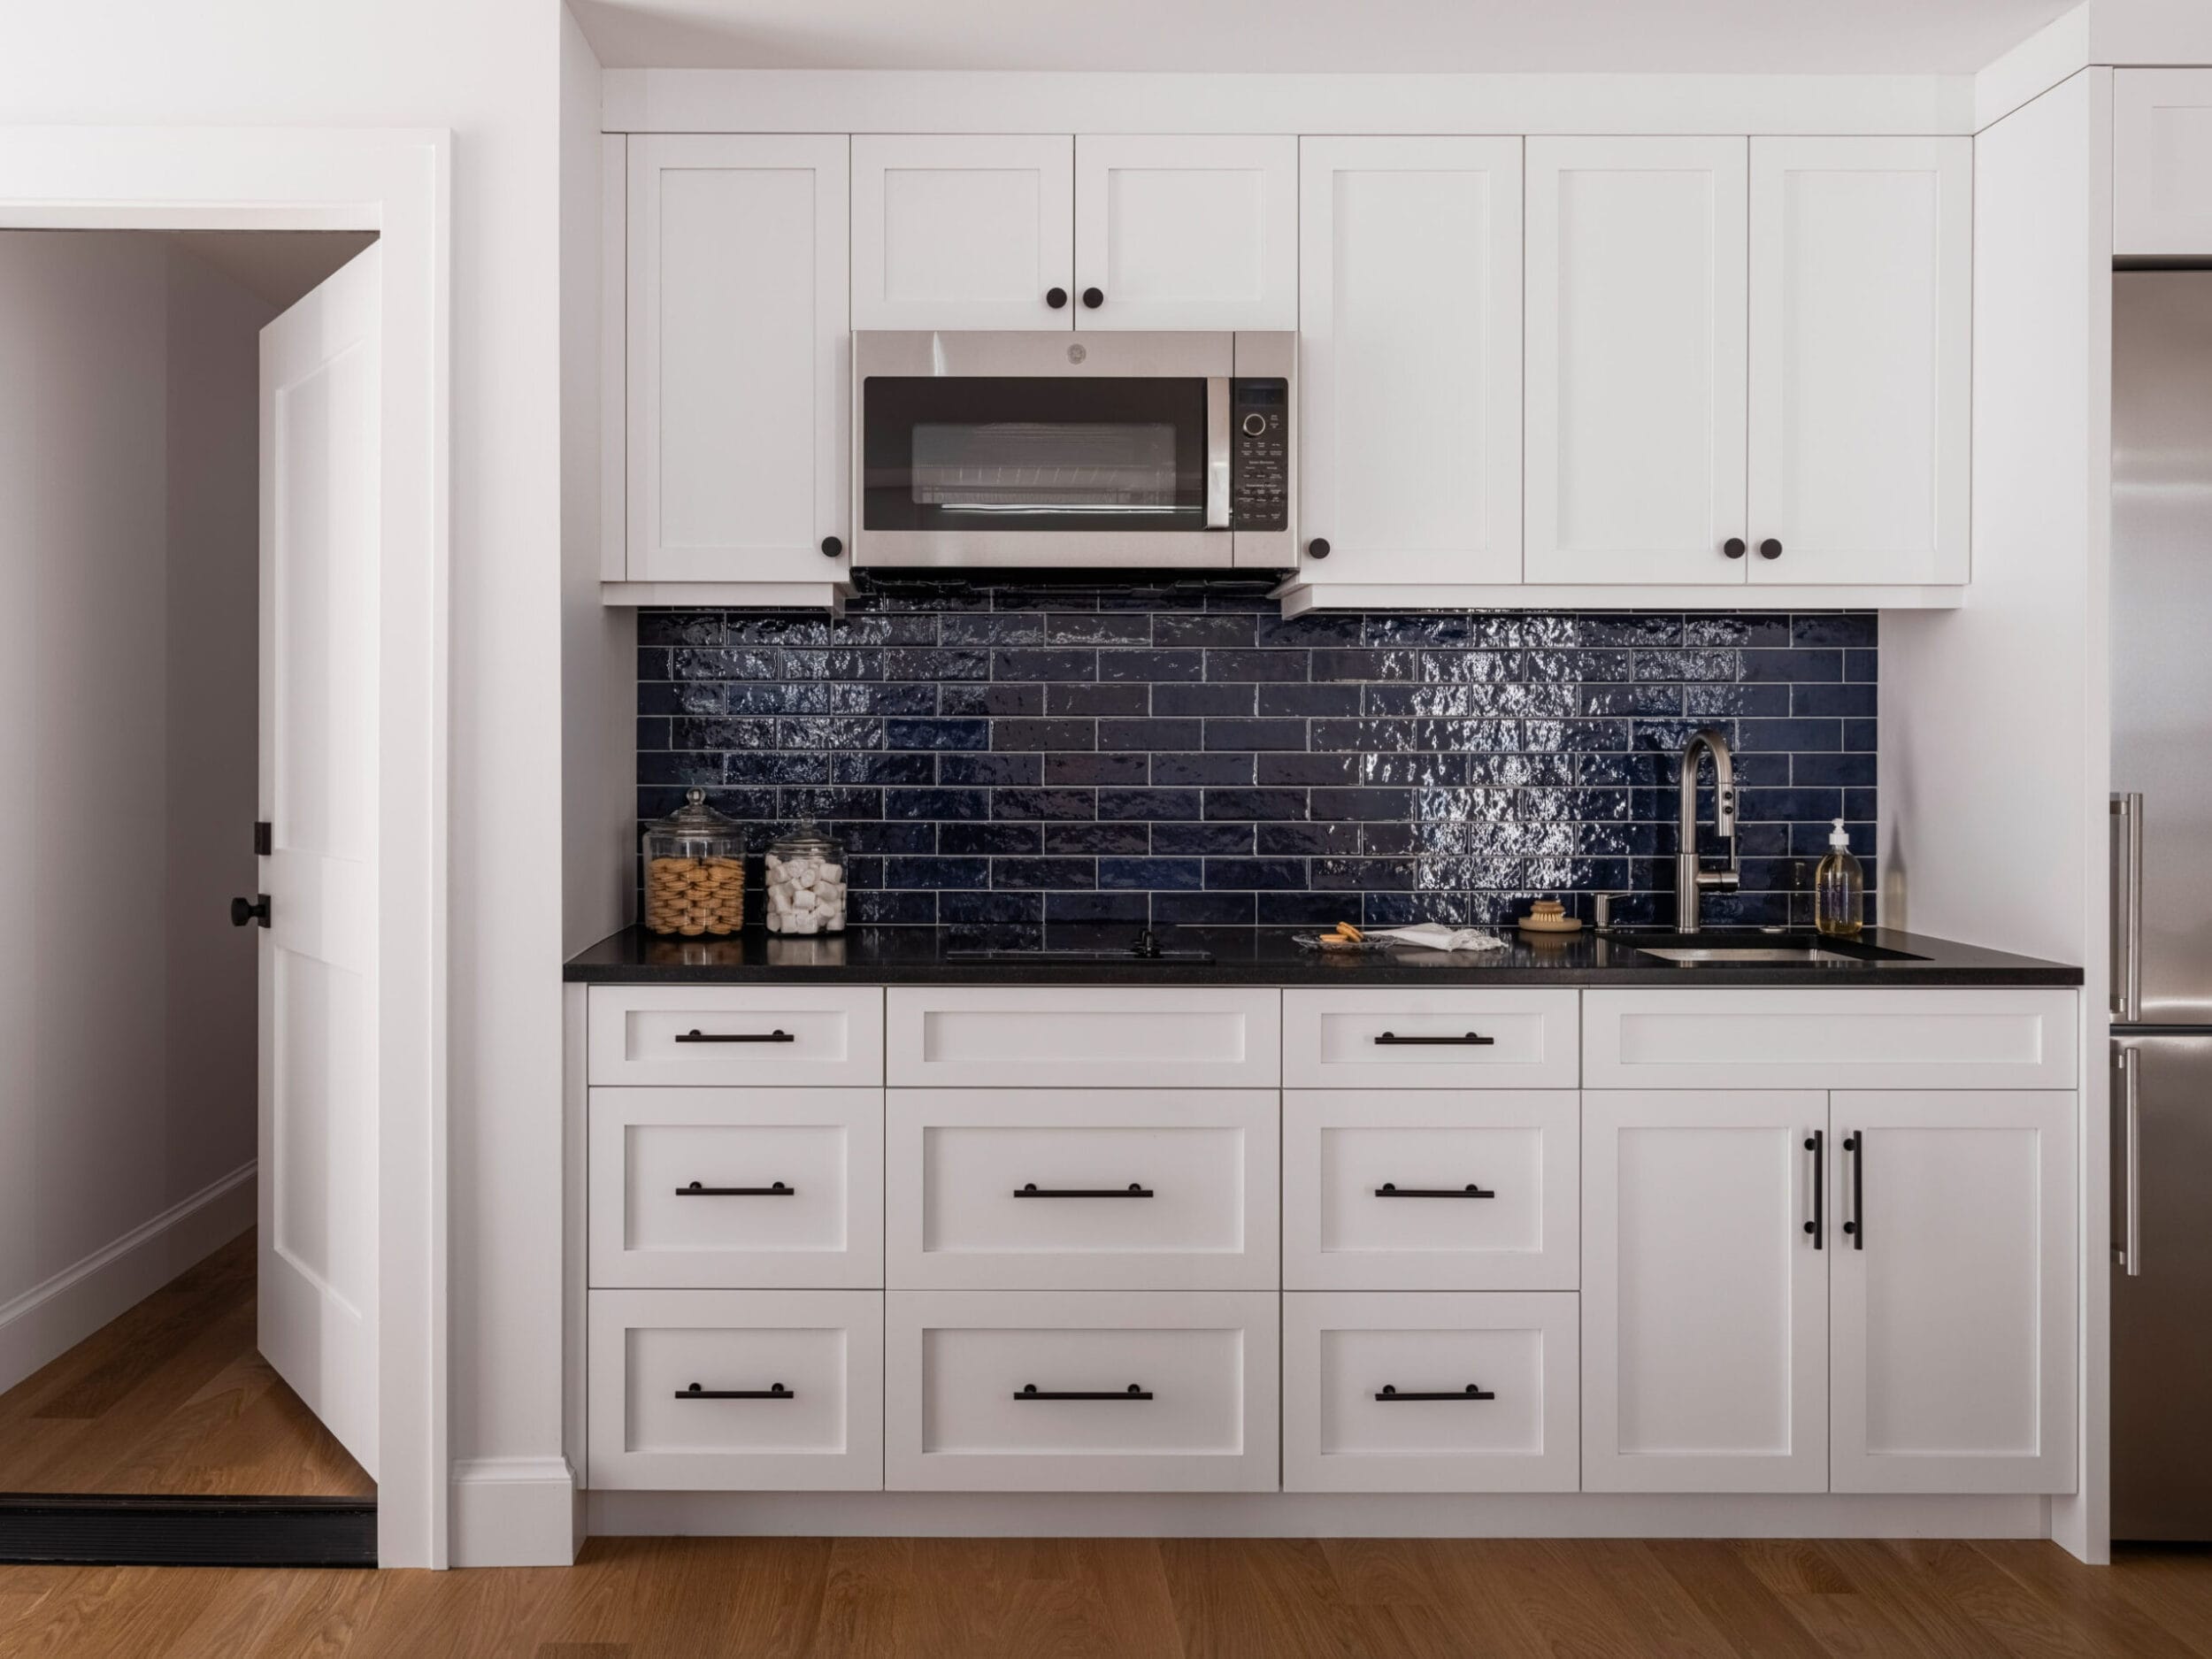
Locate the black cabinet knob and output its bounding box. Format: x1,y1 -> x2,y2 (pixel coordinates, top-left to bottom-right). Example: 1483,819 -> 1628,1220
230,894 -> 271,929
1046,287 -> 1068,310
1723,537 -> 1747,559
1081,287 -> 1104,309
1307,537 -> 1331,560
1759,538 -> 1783,560
820,535 -> 843,559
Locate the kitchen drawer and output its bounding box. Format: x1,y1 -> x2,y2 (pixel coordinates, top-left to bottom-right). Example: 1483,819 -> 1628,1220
885,1290 -> 1279,1491
1581,988 -> 2078,1091
587,1289 -> 883,1491
1283,1292 -> 1580,1493
886,987 -> 1279,1088
587,986 -> 883,1087
1283,989 -> 1578,1089
588,1087 -> 883,1289
1283,1091 -> 1578,1291
887,1089 -> 1277,1290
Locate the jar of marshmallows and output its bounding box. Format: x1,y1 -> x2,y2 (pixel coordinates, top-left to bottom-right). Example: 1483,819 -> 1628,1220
764,823 -> 847,935
641,789 -> 746,937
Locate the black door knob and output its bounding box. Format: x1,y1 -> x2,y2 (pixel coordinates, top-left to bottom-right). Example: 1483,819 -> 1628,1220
1723,537 -> 1747,559
1759,538 -> 1783,560
820,535 -> 843,559
230,895 -> 271,929
1045,287 -> 1068,310
1307,538 -> 1331,560
1081,287 -> 1104,309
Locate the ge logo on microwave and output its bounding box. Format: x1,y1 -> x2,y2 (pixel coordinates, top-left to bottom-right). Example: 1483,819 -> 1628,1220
1067,343 -> 1087,365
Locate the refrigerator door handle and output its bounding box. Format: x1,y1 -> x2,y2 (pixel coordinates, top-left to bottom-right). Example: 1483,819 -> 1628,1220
2113,793 -> 2145,1022
2117,1044 -> 2143,1277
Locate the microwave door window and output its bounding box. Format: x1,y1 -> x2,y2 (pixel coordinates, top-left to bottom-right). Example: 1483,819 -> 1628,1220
864,377 -> 1209,533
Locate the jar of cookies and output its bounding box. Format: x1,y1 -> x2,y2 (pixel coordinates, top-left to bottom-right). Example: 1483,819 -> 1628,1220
764,824 -> 846,935
641,789 -> 747,937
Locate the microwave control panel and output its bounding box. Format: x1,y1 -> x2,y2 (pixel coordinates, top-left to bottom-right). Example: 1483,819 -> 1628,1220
1230,380 -> 1290,532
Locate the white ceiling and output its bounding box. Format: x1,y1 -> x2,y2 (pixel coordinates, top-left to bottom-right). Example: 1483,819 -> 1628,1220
572,0 -> 2075,75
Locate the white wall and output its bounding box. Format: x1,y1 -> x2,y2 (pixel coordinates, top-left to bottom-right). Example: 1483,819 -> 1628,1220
0,232 -> 270,1386
0,0 -> 569,1562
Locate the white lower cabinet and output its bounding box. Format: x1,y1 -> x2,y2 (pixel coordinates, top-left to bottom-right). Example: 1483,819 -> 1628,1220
588,1289 -> 884,1491
1582,1090 -> 1830,1494
884,1290 -> 1279,1492
887,1089 -> 1279,1290
1829,1091 -> 2077,1494
1282,1090 -> 1578,1291
1283,1292 -> 1579,1493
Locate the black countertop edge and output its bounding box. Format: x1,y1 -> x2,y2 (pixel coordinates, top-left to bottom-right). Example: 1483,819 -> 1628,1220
563,924 -> 2084,988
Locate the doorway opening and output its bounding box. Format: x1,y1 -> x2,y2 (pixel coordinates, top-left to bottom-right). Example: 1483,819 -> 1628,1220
0,227 -> 382,1567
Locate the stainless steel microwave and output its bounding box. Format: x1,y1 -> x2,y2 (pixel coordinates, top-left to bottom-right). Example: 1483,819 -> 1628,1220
852,331 -> 1294,570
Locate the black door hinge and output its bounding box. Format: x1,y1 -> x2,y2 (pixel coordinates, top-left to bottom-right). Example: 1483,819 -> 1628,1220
254,821 -> 272,856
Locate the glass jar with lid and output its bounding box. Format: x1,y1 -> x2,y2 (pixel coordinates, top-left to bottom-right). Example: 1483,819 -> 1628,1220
764,823 -> 847,935
641,789 -> 746,937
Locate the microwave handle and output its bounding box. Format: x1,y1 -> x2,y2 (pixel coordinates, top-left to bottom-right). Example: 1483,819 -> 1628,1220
1205,378 -> 1231,530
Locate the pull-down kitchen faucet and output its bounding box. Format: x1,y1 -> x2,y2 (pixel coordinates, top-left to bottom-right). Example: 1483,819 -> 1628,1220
1675,728 -> 1740,934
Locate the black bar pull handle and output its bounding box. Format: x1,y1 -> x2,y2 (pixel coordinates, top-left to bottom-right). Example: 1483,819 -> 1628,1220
675,1382 -> 793,1400
1804,1130 -> 1824,1250
1842,1132 -> 1863,1249
1013,1182 -> 1154,1199
1374,1031 -> 1495,1047
673,1028 -> 795,1044
1375,1384 -> 1495,1402
1376,1182 -> 1495,1199
676,1180 -> 794,1197
1015,1383 -> 1152,1401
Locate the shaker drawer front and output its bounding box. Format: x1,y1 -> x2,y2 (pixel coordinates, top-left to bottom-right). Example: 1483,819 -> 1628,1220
1284,989 -> 1578,1088
1283,1091 -> 1578,1291
587,1289 -> 884,1491
1582,988 -> 2079,1090
887,1090 -> 1278,1290
1283,1292 -> 1580,1493
886,987 -> 1279,1088
588,986 -> 884,1087
588,1088 -> 884,1289
885,1290 -> 1279,1492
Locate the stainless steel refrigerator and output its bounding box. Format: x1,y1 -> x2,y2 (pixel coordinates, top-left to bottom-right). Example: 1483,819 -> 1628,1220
2111,272 -> 2212,1540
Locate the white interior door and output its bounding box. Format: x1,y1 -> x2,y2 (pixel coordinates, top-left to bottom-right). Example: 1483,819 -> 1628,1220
257,242 -> 381,1479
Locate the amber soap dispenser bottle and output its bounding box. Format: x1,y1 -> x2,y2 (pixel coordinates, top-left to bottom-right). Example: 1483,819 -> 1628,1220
1814,818 -> 1865,940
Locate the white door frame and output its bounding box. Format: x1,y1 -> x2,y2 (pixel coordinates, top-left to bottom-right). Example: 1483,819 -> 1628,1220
0,127 -> 450,1570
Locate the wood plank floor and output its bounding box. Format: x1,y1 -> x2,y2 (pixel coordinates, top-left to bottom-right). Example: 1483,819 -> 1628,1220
0,1230 -> 373,1498
0,1535 -> 2208,1658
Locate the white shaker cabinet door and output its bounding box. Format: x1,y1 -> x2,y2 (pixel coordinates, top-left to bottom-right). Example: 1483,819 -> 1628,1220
1829,1091 -> 2077,1494
1525,137 -> 1748,587
1747,138 -> 1970,586
851,134 -> 1074,329
1073,135 -> 1297,331
2115,70 -> 2212,257
1582,1090 -> 1829,1493
1299,137 -> 1522,585
626,134 -> 849,582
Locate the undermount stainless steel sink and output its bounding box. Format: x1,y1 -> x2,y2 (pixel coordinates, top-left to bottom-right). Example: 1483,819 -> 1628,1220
1635,945 -> 1856,964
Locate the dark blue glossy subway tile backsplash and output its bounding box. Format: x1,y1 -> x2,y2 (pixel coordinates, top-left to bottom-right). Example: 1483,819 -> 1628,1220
638,576 -> 1877,943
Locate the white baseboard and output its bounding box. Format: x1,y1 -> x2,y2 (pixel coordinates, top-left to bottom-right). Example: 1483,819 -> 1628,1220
0,1162 -> 257,1397
586,1489 -> 2049,1540
452,1456 -> 583,1566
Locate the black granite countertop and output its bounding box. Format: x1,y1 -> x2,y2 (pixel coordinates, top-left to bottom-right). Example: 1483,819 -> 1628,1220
564,924 -> 2081,988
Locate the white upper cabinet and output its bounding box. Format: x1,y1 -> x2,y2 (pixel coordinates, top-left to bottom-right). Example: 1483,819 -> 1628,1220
851,135 -> 1075,330
2116,70 -> 2212,258
1582,1089 -> 1829,1494
1747,138 -> 1970,586
1298,138 -> 1523,584
1073,135 -> 1297,330
626,134 -> 849,583
1829,1092 -> 2077,1494
1525,137 -> 1748,586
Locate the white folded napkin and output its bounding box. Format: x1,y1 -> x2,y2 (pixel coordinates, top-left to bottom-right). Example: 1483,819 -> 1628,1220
1368,924 -> 1509,953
